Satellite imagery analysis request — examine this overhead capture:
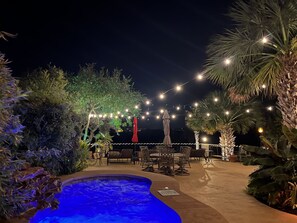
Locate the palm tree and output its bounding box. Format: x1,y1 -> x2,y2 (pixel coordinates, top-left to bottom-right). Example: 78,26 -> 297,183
205,0 -> 297,133
186,91 -> 261,160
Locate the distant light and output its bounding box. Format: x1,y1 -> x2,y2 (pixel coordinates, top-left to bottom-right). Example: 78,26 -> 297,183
141,116 -> 145,120
160,109 -> 164,113
128,116 -> 131,119
125,108 -> 129,112
103,114 -> 107,118
246,109 -> 250,113
202,137 -> 208,142
146,111 -> 150,115
214,97 -> 219,102
121,114 -> 124,118
261,37 -> 268,44
206,113 -> 210,117
258,127 -> 264,134
117,111 -> 121,114
197,74 -> 203,80
110,113 -> 113,118
262,84 -> 266,89
188,114 -> 192,118
115,115 -> 118,119
175,85 -> 182,92
267,106 -> 273,111
225,111 -> 230,115
224,58 -> 231,65
176,106 -> 180,110
145,100 -> 150,105
159,93 -> 165,99
99,114 -> 103,118
172,114 -> 176,119
134,105 -> 139,109
156,115 -> 160,119
194,102 -> 198,107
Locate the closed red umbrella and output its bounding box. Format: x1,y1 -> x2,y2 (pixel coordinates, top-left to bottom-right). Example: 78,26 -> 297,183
132,117 -> 138,143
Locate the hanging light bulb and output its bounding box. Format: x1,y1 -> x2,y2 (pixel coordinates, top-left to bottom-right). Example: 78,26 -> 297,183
202,137 -> 208,142
197,74 -> 203,80
159,93 -> 165,100
224,58 -> 231,65
261,37 -> 268,44
175,85 -> 182,92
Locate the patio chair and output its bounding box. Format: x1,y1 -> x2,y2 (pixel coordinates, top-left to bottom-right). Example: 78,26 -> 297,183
175,147 -> 191,175
141,148 -> 154,172
158,147 -> 175,176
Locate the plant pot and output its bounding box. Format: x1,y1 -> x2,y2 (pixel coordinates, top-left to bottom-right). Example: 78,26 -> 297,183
229,155 -> 238,162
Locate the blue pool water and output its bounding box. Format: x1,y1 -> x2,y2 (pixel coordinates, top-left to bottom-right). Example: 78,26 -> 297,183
30,175 -> 181,223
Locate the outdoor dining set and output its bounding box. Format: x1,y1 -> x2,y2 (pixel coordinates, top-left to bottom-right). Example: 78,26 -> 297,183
139,146 -> 192,176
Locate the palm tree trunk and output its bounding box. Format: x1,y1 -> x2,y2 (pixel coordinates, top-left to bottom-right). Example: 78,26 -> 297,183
219,125 -> 236,161
277,54 -> 297,130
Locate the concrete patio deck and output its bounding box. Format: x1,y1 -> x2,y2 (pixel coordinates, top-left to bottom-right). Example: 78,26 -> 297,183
81,158 -> 297,223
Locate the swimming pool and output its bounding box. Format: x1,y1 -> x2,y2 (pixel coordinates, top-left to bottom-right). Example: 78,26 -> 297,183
30,175 -> 182,223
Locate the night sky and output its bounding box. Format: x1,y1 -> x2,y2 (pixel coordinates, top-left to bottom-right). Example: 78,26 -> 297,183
1,0 -> 236,132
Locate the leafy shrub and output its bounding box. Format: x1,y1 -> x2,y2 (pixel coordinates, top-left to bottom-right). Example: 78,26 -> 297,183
243,135 -> 297,210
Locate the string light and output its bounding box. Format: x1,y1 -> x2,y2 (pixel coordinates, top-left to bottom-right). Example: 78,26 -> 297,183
194,102 -> 198,107
176,106 -> 180,110
134,105 -> 139,109
121,114 -> 124,118
261,37 -> 268,44
214,97 -> 219,102
146,111 -> 150,115
224,58 -> 231,66
117,111 -> 121,114
125,108 -> 129,112
172,114 -> 176,119
175,85 -> 182,92
197,74 -> 203,80
110,113 -> 113,118
188,114 -> 192,118
206,113 -> 210,117
267,106 -> 273,111
145,100 -> 150,105
258,127 -> 264,133
246,109 -> 250,113
262,84 -> 266,89
160,109 -> 164,113
115,115 -> 118,119
156,115 -> 160,119
225,111 -> 230,115
159,93 -> 165,100
99,114 -> 103,118
141,116 -> 145,119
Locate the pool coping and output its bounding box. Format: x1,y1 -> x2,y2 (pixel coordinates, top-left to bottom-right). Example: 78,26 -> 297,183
61,169 -> 228,223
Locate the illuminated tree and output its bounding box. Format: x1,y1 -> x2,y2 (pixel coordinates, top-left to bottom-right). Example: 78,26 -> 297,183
206,0 -> 297,138
187,91 -> 261,160
67,65 -> 144,141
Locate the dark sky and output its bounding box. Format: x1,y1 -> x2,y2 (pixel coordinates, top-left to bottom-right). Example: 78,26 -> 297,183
0,0 -> 234,129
